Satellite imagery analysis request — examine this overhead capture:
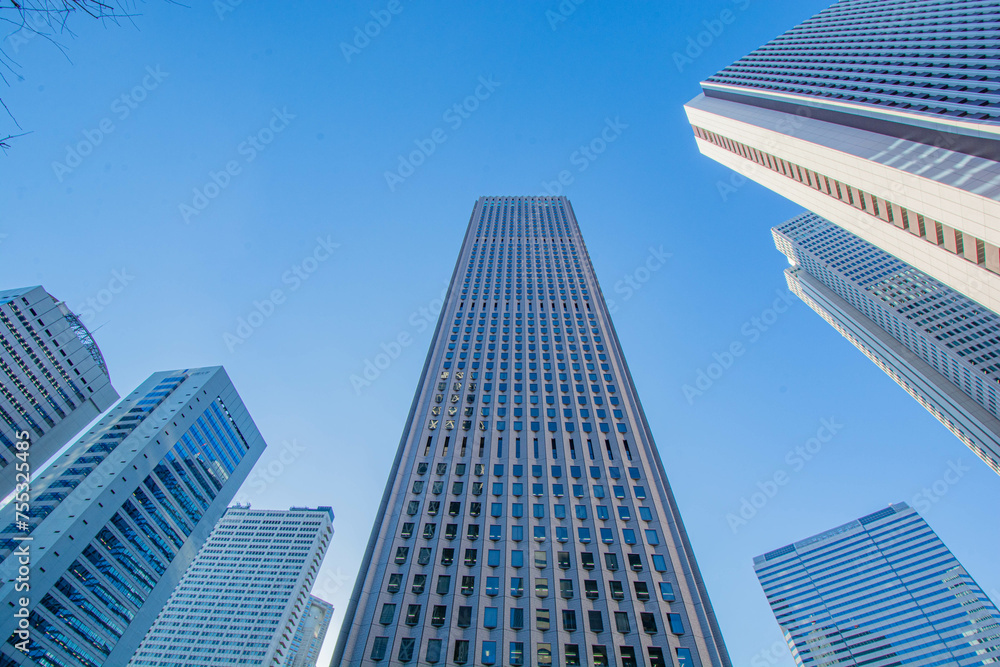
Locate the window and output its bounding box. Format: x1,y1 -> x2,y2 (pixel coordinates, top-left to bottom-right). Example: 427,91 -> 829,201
457,606 -> 472,628
511,577 -> 524,597
535,578 -> 549,597
427,501 -> 440,515
511,525 -> 523,541
652,554 -> 667,572
489,524 -> 502,540
641,612 -> 658,633
485,576 -> 499,596
511,550 -> 524,568
538,643 -> 553,667
461,576 -> 475,595
512,503 -> 524,518
534,550 -> 548,568
418,548 -> 431,565
596,506 -> 609,520
588,610 -> 604,633
562,609 -> 578,632
440,548 -> 454,566
668,613 -> 685,635
676,648 -> 695,667
483,606 -> 498,628
645,529 -> 659,545
620,646 -> 638,667
639,507 -> 652,521
575,505 -> 588,519
430,605 -> 446,627
534,526 -> 546,541
406,501 -> 419,515
617,506 -> 631,521
482,641 -> 497,665
412,480 -> 424,494
633,486 -> 646,499
404,604 -> 421,625
510,642 -> 524,666
422,523 -> 436,539
581,552 -> 595,569
614,611 -> 631,633
453,640 -> 470,664
426,639 -> 442,664
609,580 -> 625,600
557,551 -> 571,569
593,646 -> 609,667
445,524 -> 458,540
464,549 -> 478,566
394,547 -> 409,564
559,578 -> 574,598
604,553 -> 619,570
628,554 -> 643,571
379,603 -> 396,625
622,529 -> 636,544
510,606 -> 524,629
467,524 -> 480,540
533,504 -> 545,518
449,502 -> 462,516
536,608 -> 551,631
634,581 -> 650,601
387,573 -> 402,593
490,502 -> 503,517
492,482 -> 503,495
578,527 -> 592,543
436,575 -> 451,594
593,485 -> 605,498
659,582 -> 676,601
401,522 -> 414,538
411,575 -> 426,594
371,637 -> 388,661
648,648 -> 667,667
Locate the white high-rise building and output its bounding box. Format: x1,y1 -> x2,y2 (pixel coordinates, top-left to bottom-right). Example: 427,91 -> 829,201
0,286 -> 119,496
285,595 -> 335,667
130,506 -> 334,667
0,366 -> 267,666
684,0 -> 1000,313
332,197 -> 731,667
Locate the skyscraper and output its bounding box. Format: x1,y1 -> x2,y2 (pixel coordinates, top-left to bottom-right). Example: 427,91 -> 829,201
130,505 -> 334,667
285,595 -> 335,667
333,197 -> 730,667
0,286 -> 119,496
0,366 -> 267,666
755,502 -> 1000,665
774,212 -> 1000,475
684,0 -> 1000,313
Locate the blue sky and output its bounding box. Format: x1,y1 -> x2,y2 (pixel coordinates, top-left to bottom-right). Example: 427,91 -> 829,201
2,1 -> 998,664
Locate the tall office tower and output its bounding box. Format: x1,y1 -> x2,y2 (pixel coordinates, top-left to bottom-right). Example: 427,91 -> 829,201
754,502 -> 1000,666
130,506 -> 334,667
775,212 -> 1000,475
285,595 -> 335,667
0,366 -> 267,667
0,286 -> 119,496
333,197 -> 730,667
683,0 -> 1000,313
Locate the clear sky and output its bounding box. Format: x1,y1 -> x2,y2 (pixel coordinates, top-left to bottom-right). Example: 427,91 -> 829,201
2,1 -> 998,665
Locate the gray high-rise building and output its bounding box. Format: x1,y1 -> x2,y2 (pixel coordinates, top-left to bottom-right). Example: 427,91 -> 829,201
775,212 -> 1000,475
130,505 -> 334,667
0,286 -> 119,496
755,502 -> 1000,666
333,197 -> 730,667
285,595 -> 335,667
0,366 -> 267,666
684,0 -> 1000,313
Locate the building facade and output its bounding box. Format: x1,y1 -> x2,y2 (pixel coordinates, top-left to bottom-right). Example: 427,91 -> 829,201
774,212 -> 1000,475
684,0 -> 1000,313
0,366 -> 267,666
285,595 -> 335,667
755,502 -> 1000,665
130,506 -> 334,667
332,196 -> 731,667
0,286 -> 119,497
